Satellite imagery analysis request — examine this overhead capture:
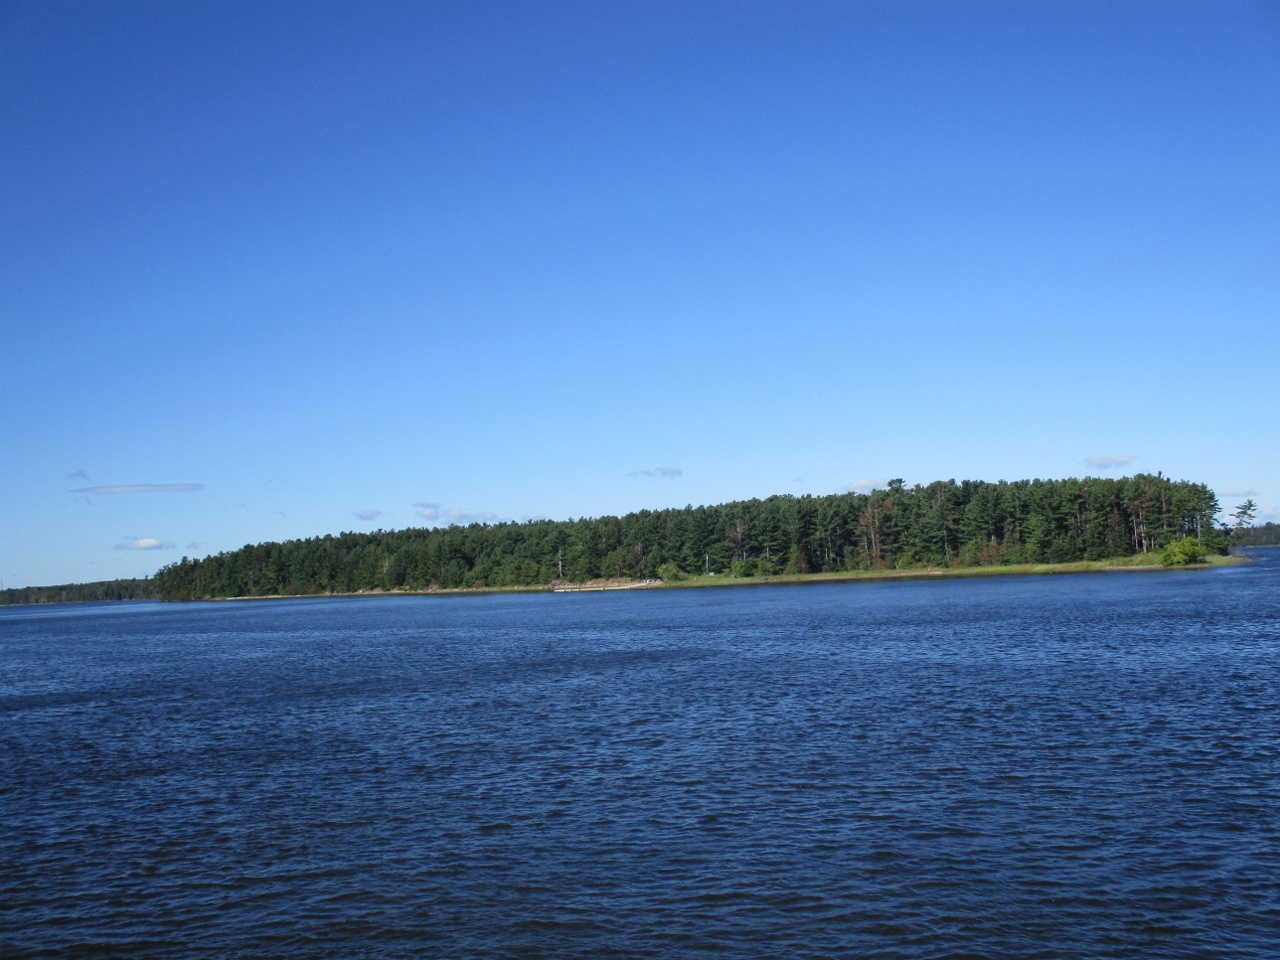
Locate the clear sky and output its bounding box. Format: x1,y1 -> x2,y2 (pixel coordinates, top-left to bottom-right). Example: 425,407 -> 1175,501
2,0 -> 1277,588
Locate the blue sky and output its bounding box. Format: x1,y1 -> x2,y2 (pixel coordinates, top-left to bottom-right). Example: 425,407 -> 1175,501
2,0 -> 1277,587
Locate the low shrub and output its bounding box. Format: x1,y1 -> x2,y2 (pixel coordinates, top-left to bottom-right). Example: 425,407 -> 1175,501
1161,537 -> 1208,566
656,562 -> 685,582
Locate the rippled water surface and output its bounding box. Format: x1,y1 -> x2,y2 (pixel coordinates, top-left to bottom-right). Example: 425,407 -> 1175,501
3,553 -> 1280,958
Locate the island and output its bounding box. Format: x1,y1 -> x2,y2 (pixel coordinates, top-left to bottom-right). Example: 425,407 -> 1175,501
3,474 -> 1253,605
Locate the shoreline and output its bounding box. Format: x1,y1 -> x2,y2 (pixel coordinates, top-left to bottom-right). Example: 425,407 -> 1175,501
188,553 -> 1245,602
3,554 -> 1248,607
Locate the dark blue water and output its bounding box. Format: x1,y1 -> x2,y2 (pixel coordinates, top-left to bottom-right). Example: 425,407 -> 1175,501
3,553 -> 1279,958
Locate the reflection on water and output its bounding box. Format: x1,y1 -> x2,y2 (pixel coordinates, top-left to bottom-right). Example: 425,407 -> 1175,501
3,550 -> 1279,958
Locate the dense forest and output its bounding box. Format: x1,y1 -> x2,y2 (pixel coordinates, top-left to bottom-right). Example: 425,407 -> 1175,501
151,475 -> 1226,600
1234,522 -> 1280,547
0,578 -> 156,606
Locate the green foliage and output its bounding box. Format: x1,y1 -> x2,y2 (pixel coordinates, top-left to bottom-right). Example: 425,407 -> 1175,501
0,578 -> 155,606
1161,537 -> 1209,566
151,474 -> 1224,600
657,561 -> 685,582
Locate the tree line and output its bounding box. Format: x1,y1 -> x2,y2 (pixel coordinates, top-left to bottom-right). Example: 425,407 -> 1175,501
151,474 -> 1226,600
0,578 -> 156,606
1234,522 -> 1280,547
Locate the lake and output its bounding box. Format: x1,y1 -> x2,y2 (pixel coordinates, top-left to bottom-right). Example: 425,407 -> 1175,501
3,551 -> 1278,958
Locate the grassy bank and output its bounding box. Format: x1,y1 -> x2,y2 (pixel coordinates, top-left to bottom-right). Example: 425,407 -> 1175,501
659,552 -> 1243,591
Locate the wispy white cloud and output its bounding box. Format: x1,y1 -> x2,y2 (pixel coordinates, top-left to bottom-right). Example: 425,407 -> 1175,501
186,542 -> 203,551
845,478 -> 887,494
1221,489 -> 1258,497
444,508 -> 497,525
628,466 -> 682,479
413,502 -> 496,525
1084,455 -> 1135,470
354,509 -> 382,521
114,537 -> 175,551
67,469 -> 91,482
76,484 -> 203,494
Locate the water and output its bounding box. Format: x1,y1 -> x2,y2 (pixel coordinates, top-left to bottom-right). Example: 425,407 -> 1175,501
3,552 -> 1279,958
